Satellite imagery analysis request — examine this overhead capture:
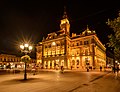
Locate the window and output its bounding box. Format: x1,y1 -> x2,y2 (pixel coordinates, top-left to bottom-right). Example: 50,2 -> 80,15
4,58 -> 6,62
50,62 -> 52,66
80,41 -> 82,45
85,49 -> 88,55
77,50 -> 79,55
77,43 -> 79,46
52,42 -> 56,46
72,43 -> 74,46
77,60 -> 79,65
91,38 -> 95,43
56,48 -> 60,55
61,46 -> 64,54
72,60 -> 75,65
49,45 -> 51,48
61,41 -> 65,46
84,41 -> 89,45
85,58 -> 89,65
52,50 -> 55,55
45,45 -> 47,48
48,49 -> 51,55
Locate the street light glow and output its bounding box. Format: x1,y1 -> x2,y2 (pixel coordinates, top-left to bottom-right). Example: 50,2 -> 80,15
20,45 -> 24,49
24,44 -> 29,47
115,60 -> 118,63
29,46 -> 32,50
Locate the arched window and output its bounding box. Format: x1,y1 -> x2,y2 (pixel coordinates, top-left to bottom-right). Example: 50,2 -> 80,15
77,60 -> 79,65
72,60 -> 75,65
85,58 -> 89,65
4,58 -> 6,61
77,43 -> 79,46
85,49 -> 88,55
80,41 -> 82,45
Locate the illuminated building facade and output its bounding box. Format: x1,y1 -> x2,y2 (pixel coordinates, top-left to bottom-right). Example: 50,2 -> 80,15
0,54 -> 21,69
0,54 -> 36,69
36,10 -> 106,70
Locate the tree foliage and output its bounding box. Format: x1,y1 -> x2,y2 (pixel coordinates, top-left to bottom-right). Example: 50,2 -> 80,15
21,55 -> 31,62
107,11 -> 120,60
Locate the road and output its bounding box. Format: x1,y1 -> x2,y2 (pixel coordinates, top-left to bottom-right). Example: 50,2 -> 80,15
0,70 -> 120,92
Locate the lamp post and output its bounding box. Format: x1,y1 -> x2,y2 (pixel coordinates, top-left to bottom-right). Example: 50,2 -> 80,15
20,43 -> 32,80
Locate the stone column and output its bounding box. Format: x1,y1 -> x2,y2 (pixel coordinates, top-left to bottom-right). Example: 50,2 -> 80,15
92,44 -> 95,68
64,36 -> 68,69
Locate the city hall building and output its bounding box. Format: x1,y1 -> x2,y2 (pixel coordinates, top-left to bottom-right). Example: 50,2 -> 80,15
36,10 -> 106,70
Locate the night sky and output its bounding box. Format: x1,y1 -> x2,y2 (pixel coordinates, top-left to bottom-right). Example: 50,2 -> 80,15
0,0 -> 120,58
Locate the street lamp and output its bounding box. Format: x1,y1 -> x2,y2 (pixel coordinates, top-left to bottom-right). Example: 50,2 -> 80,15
20,43 -> 32,80
115,60 -> 118,63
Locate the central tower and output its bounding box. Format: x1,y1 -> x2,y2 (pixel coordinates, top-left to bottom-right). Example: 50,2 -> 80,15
60,7 -> 70,35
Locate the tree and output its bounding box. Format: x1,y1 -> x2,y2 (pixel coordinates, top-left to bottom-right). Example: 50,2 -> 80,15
21,55 -> 31,80
21,55 -> 31,62
106,11 -> 120,61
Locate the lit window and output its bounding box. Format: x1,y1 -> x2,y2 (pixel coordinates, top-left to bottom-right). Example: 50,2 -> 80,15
84,41 -> 89,45
80,41 -> 82,45
77,43 -> 79,46
72,60 -> 75,65
52,42 -> 56,46
77,60 -> 79,65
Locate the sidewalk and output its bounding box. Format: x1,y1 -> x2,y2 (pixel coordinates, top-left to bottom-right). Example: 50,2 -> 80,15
37,68 -> 112,73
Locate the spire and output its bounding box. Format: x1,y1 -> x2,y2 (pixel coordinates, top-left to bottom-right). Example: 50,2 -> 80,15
62,6 -> 68,19
60,6 -> 70,35
82,25 -> 91,35
86,25 -> 89,31
85,25 -> 90,33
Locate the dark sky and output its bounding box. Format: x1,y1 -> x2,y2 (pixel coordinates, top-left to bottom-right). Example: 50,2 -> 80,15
0,0 -> 120,58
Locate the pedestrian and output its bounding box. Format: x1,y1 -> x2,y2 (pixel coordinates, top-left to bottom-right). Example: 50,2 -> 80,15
117,66 -> 119,73
100,66 -> 102,71
71,66 -> 72,70
61,66 -> 64,73
87,68 -> 89,72
32,65 -> 37,75
89,66 -> 92,71
115,66 -> 119,79
86,66 -> 89,72
112,66 -> 115,73
104,66 -> 106,71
